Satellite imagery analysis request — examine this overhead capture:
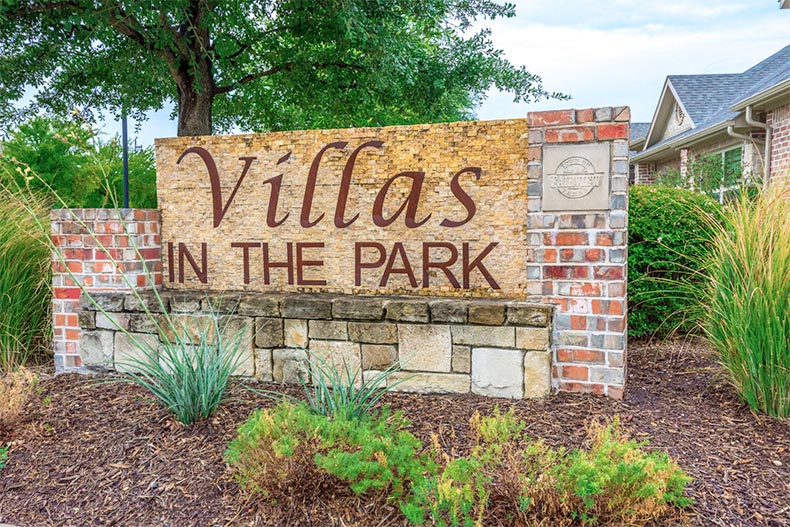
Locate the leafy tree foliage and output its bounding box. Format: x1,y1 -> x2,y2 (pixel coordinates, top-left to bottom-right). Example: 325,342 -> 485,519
0,116 -> 157,208
0,0 -> 564,136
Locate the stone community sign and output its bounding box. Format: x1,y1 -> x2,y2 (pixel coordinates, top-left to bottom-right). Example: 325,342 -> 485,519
155,120 -> 530,297
52,108 -> 630,399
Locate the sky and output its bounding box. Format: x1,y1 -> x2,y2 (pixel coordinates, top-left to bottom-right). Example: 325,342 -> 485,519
100,0 -> 790,145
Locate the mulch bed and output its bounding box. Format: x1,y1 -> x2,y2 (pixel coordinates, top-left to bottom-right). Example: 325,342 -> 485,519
1,339 -> 788,527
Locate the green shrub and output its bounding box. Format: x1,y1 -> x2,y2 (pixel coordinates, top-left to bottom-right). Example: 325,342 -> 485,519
552,418 -> 692,525
0,189 -> 51,371
0,116 -> 157,208
628,185 -> 722,337
0,445 -> 8,470
405,410 -> 691,527
226,401 -> 433,505
701,184 -> 790,417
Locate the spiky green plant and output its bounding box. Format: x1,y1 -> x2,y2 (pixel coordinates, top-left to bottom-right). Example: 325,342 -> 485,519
0,188 -> 51,372
701,183 -> 790,417
114,308 -> 250,424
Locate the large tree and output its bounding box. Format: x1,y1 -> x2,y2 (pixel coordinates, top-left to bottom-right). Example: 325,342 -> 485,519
0,1 -> 563,136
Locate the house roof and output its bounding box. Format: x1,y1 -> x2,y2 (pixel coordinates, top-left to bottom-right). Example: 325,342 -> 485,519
630,122 -> 650,143
633,45 -> 790,164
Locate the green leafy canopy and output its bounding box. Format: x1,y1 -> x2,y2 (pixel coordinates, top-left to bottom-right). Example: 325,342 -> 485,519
1,0 -> 566,136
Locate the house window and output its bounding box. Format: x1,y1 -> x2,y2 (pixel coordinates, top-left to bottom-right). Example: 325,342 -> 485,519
691,147 -> 744,203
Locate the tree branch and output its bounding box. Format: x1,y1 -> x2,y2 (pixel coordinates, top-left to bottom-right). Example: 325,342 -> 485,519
213,61 -> 363,95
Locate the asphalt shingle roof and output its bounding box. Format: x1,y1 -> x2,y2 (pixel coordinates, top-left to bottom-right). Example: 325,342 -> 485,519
638,45 -> 790,158
630,122 -> 650,142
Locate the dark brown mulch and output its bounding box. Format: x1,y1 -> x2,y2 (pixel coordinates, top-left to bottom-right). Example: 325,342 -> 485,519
1,339 -> 788,527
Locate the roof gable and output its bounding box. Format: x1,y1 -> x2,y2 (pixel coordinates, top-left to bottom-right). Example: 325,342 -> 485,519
643,80 -> 694,149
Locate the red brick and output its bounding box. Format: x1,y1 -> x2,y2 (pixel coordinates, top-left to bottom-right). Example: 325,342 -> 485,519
528,109 -> 575,127
545,126 -> 595,143
597,123 -> 628,140
593,266 -> 623,280
571,315 -> 587,330
592,299 -> 624,316
585,249 -> 603,262
576,108 -> 594,123
563,365 -> 589,381
573,349 -> 606,364
596,233 -> 613,246
559,381 -> 587,393
527,145 -> 542,161
544,266 -> 588,279
65,329 -> 81,341
557,349 -> 573,362
54,287 -> 81,300
554,232 -> 589,246
590,384 -> 606,396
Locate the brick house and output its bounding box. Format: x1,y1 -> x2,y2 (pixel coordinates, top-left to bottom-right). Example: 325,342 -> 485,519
631,45 -> 790,198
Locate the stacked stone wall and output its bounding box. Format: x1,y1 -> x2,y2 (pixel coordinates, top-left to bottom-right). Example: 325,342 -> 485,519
77,291 -> 553,398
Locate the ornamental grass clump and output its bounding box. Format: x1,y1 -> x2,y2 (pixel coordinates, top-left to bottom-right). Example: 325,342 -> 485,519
114,308 -> 250,425
702,183 -> 790,418
0,188 -> 51,371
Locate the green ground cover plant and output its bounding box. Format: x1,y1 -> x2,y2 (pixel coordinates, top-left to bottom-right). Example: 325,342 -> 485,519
0,188 -> 52,371
628,185 -> 722,337
226,401 -> 433,505
700,183 -> 790,418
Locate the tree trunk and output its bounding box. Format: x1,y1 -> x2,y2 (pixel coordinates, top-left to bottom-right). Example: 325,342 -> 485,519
177,83 -> 213,136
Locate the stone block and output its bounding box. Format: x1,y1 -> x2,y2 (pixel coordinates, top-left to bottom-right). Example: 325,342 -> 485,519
233,342 -> 256,377
115,332 -> 158,373
388,372 -> 470,394
78,311 -> 96,330
348,322 -> 398,344
255,348 -> 273,382
96,312 -> 130,331
255,318 -> 284,348
524,351 -> 551,398
516,327 -> 550,351
170,294 -> 201,313
79,330 -> 114,369
452,325 -> 514,348
200,295 -> 243,315
281,296 -> 332,320
429,300 -> 467,324
507,304 -> 551,327
310,340 -> 362,387
130,313 -> 161,334
399,324 -> 452,372
238,295 -> 280,317
81,293 -> 124,312
451,345 -> 471,373
309,320 -> 348,340
468,302 -> 505,325
273,348 -> 309,384
332,297 -> 385,320
362,344 -> 397,370
471,348 -> 524,398
386,300 -> 429,323
124,292 -> 167,313
284,319 -> 308,348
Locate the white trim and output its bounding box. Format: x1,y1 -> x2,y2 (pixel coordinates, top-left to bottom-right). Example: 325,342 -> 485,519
631,121 -> 733,164
643,79 -> 695,150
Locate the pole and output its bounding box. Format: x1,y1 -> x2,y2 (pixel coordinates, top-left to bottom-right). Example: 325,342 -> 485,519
122,114 -> 130,208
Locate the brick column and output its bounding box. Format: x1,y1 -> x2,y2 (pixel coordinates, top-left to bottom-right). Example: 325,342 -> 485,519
51,209 -> 162,372
526,107 -> 629,399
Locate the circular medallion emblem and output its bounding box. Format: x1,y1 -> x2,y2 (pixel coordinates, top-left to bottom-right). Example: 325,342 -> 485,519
548,156 -> 603,199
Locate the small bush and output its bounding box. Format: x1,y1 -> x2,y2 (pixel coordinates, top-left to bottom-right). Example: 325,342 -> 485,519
0,189 -> 51,371
628,185 -> 722,337
702,184 -> 790,417
114,309 -> 250,424
226,401 -> 432,506
406,410 -> 691,527
0,368 -> 38,440
552,418 -> 692,525
0,444 -> 8,470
